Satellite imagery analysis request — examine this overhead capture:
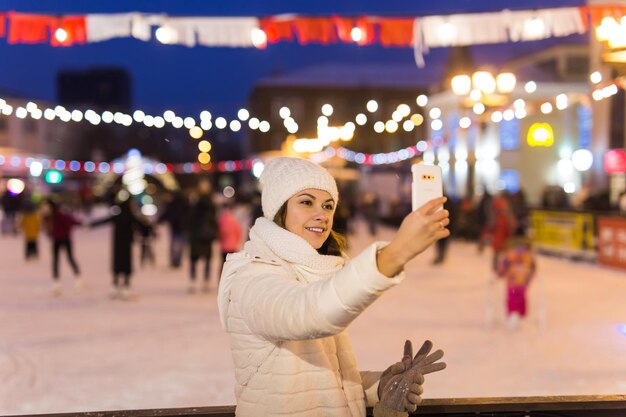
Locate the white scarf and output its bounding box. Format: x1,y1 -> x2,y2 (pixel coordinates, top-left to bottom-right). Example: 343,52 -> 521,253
246,217 -> 344,279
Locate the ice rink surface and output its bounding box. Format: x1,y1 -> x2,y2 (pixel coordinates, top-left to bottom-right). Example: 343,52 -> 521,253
1,215 -> 626,414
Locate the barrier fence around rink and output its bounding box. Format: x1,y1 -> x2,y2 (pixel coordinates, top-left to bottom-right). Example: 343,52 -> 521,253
530,209 -> 596,261
6,395 -> 626,417
529,208 -> 626,270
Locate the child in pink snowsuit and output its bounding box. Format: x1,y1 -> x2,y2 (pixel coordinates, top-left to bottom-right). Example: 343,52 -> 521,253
497,236 -> 536,327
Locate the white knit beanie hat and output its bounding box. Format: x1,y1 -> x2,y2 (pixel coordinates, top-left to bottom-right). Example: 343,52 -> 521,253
259,157 -> 339,220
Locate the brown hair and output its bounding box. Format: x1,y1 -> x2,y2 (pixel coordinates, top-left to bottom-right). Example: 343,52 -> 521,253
273,202 -> 347,256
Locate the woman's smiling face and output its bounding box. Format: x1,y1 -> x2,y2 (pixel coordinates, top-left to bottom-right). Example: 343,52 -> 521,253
284,188 -> 335,249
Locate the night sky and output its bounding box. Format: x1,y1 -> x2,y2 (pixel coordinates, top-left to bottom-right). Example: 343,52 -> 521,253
0,0 -> 587,118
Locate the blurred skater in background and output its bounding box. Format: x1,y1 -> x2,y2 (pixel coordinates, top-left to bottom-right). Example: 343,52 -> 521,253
497,236 -> 536,330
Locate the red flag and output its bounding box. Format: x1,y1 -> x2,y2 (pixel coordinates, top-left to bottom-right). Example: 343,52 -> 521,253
378,17 -> 414,47
330,16 -> 376,45
0,13 -> 6,38
356,17 -> 377,45
293,17 -> 337,44
582,5 -> 626,29
50,16 -> 87,46
7,12 -> 55,44
260,17 -> 294,43
333,16 -> 356,42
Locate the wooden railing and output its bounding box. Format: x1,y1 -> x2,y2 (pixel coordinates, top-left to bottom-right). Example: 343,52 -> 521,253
10,395 -> 626,417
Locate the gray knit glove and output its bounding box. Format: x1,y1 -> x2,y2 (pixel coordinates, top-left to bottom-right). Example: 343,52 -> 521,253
377,340 -> 446,413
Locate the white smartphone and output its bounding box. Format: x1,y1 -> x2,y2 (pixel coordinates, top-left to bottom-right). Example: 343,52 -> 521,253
411,164 -> 443,211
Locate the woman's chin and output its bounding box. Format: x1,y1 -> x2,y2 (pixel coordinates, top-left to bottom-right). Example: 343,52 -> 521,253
306,237 -> 325,250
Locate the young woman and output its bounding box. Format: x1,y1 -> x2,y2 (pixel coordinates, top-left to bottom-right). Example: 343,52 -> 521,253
218,157 -> 449,417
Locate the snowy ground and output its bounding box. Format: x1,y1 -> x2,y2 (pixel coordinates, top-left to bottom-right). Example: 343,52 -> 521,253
1,212 -> 626,415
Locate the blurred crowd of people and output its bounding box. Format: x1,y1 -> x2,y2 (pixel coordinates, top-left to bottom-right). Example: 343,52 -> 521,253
0,177 -> 246,300
0,177 -> 425,301
1,174 -> 625,328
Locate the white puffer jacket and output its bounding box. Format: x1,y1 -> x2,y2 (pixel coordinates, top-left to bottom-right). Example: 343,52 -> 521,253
217,218 -> 404,416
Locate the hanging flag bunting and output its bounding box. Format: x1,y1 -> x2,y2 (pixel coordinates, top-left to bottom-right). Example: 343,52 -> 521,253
194,17 -> 259,47
158,17 -> 198,47
1,6 -> 624,63
85,13 -> 134,42
505,7 -> 585,42
6,12 -> 87,46
582,5 -> 626,29
131,13 -> 156,41
259,15 -> 296,43
293,17 -> 338,44
0,6 -> 599,49
378,18 -> 414,47
415,12 -> 508,55
50,16 -> 87,47
7,12 -> 55,44
332,16 -> 357,43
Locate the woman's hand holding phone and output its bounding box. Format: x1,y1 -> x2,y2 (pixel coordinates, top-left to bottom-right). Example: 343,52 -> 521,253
376,197 -> 450,277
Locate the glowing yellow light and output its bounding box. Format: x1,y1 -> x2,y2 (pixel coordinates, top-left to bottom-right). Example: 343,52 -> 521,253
198,140 -> 212,152
524,81 -> 537,93
156,26 -> 176,44
293,138 -> 324,153
496,72 -> 516,93
237,108 -> 250,121
540,102 -> 553,114
595,17 -> 619,42
396,104 -> 411,117
410,114 -> 424,126
451,75 -> 471,95
189,126 -> 204,139
472,71 -> 496,94
198,152 -> 211,164
470,89 -> 482,101
251,28 -> 267,48
351,27 -> 363,42
416,95 -> 428,107
527,123 -> 554,147
55,28 -> 68,43
339,126 -> 354,141
592,89 -> 604,101
590,71 -> 602,84
473,103 -> 486,115
385,120 -> 398,133
608,24 -> 626,49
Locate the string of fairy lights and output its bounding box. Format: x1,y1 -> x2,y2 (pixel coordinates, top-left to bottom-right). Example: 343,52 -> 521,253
284,70 -> 623,163
0,97 -> 272,135
0,152 -> 260,175
0,71 -> 621,172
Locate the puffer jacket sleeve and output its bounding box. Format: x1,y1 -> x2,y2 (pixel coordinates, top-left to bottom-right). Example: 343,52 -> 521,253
233,242 -> 404,341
